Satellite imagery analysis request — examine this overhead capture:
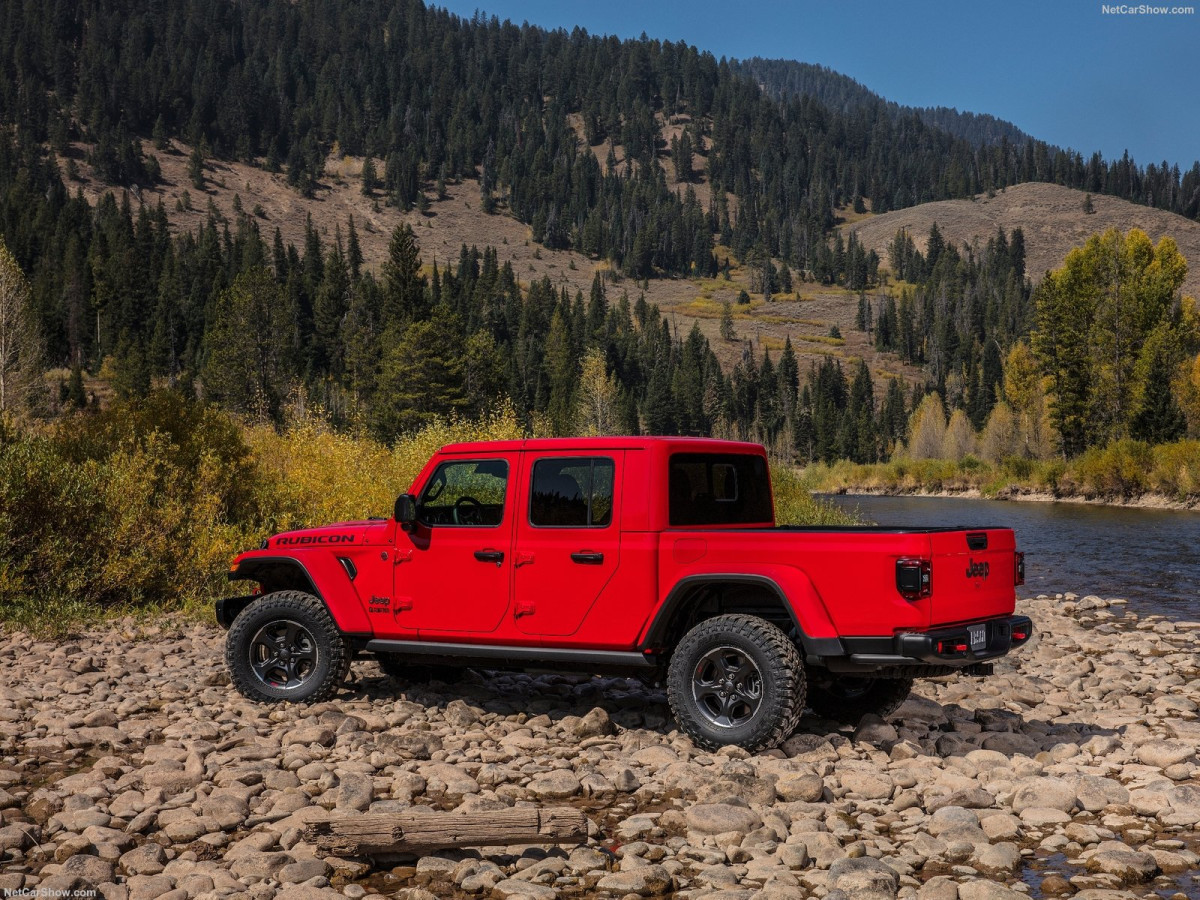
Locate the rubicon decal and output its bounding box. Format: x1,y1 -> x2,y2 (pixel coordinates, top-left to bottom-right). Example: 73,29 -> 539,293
275,534 -> 357,546
965,559 -> 990,579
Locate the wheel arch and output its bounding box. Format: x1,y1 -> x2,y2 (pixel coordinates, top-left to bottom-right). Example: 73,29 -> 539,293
640,573 -> 844,662
228,555 -> 371,634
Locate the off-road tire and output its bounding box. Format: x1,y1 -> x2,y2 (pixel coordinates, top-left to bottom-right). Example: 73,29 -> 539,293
376,654 -> 464,684
226,591 -> 349,703
667,614 -> 806,752
806,675 -> 914,724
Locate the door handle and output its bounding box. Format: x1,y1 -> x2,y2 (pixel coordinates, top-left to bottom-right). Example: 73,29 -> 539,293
474,549 -> 504,565
570,551 -> 604,565
514,552 -> 535,568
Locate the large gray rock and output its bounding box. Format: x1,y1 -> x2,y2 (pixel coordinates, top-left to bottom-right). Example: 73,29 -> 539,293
828,857 -> 899,900
776,773 -> 824,802
491,878 -> 558,899
971,841 -> 1020,874
926,788 -> 995,812
278,858 -> 332,883
1084,842 -> 1159,883
59,854 -> 115,886
1136,740 -> 1195,769
334,773 -> 374,811
684,803 -> 762,836
526,769 -> 581,800
927,806 -> 980,836
840,769 -> 893,800
119,843 -> 167,876
1075,775 -> 1129,811
956,882 -> 1028,900
228,850 -> 294,880
1010,776 -> 1076,813
571,707 -> 614,738
595,864 -> 673,896
127,874 -> 176,900
282,726 -> 335,747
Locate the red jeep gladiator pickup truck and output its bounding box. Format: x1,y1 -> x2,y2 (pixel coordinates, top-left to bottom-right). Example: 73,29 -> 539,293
218,437 -> 1032,751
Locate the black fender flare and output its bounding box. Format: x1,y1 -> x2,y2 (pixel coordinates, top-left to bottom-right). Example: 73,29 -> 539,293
639,573 -> 845,660
218,556 -> 325,629
229,555 -> 323,596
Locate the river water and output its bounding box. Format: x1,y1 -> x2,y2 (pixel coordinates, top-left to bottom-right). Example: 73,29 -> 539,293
820,494 -> 1200,620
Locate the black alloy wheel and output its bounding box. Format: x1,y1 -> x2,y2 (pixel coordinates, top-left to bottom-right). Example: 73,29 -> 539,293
249,619 -> 319,690
690,645 -> 764,728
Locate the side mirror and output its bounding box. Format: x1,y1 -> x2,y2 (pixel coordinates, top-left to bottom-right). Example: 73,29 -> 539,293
394,494 -> 417,528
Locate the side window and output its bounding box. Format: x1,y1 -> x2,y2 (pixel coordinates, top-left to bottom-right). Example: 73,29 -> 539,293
669,453 -> 772,526
417,459 -> 508,527
530,457 -> 615,528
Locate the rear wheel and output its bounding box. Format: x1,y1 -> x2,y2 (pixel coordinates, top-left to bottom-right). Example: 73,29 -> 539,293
806,675 -> 913,723
667,614 -> 805,752
226,591 -> 349,703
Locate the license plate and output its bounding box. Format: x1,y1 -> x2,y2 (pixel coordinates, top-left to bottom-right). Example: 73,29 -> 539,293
968,624 -> 987,650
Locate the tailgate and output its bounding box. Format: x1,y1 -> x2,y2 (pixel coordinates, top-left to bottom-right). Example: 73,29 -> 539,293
928,528 -> 1017,626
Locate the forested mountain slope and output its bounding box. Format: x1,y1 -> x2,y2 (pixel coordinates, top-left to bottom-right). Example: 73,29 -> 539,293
733,57 -> 1034,148
0,0 -> 1197,461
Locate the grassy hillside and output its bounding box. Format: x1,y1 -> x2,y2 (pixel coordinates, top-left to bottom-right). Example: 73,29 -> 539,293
63,138 -> 925,387
846,182 -> 1200,297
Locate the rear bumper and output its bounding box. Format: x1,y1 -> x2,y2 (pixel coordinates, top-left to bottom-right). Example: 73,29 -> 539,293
831,614 -> 1034,672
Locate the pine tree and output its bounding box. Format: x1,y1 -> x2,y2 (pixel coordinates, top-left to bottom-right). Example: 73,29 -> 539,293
188,144 -> 205,190
1130,332 -> 1187,443
719,301 -> 736,341
361,158 -> 378,196
373,306 -> 467,438
202,267 -> 290,421
544,308 -> 576,436
381,225 -> 427,326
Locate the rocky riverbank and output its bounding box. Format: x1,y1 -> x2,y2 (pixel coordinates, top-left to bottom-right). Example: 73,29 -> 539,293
1,593 -> 1198,900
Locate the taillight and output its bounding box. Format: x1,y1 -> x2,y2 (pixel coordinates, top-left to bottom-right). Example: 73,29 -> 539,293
1014,552 -> 1025,586
896,559 -> 932,601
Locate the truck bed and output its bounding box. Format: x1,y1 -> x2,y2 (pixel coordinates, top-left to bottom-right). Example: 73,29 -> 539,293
661,525 -> 1017,635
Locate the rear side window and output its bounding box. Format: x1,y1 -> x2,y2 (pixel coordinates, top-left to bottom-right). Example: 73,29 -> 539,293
530,457 -> 615,527
669,453 -> 772,526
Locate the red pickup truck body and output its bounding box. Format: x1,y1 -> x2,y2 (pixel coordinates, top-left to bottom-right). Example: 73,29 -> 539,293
219,437 -> 1031,749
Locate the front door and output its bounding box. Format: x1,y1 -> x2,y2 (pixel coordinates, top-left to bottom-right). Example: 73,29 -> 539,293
513,454 -> 622,636
394,454 -> 517,635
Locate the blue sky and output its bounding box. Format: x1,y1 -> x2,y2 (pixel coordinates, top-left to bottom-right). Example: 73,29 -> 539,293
435,0 -> 1199,170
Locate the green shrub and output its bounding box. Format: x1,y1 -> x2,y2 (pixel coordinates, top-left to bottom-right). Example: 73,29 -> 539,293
1147,440 -> 1200,498
770,462 -> 859,526
1072,439 -> 1153,497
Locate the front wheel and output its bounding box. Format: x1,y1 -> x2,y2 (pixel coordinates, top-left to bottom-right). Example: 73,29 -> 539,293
667,614 -> 806,752
226,591 -> 349,703
806,675 -> 914,724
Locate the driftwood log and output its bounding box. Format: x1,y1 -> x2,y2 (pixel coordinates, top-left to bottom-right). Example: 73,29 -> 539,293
303,807 -> 588,856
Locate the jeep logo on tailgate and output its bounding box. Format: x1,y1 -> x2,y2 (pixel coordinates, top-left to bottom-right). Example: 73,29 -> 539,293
965,559 -> 990,579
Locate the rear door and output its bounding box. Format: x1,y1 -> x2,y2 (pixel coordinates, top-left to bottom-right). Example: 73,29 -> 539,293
512,453 -> 622,635
928,528 -> 1017,625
